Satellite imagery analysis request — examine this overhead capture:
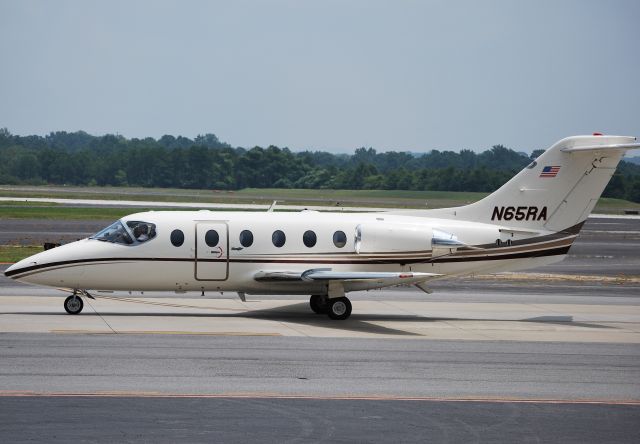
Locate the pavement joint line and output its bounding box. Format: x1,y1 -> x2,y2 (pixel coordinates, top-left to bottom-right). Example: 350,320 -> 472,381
0,391 -> 638,405
478,272 -> 640,284
443,320 -> 495,341
49,329 -> 282,336
94,294 -> 247,312
36,328 -> 640,342
275,317 -> 314,337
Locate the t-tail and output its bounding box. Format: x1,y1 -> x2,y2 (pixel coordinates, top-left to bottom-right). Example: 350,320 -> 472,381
424,134 -> 639,232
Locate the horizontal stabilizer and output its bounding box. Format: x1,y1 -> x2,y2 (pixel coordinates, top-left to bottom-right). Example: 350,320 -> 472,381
560,142 -> 640,152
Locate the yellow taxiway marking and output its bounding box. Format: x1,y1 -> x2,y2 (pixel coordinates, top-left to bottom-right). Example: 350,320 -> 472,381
477,272 -> 640,284
50,329 -> 281,336
0,391 -> 637,406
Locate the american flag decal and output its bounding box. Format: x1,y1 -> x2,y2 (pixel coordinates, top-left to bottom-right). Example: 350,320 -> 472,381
540,166 -> 560,178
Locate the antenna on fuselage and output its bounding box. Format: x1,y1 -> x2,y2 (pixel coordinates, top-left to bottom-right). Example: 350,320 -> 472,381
267,200 -> 277,212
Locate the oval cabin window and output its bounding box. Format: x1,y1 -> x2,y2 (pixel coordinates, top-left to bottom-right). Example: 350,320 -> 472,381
272,230 -> 286,248
170,229 -> 184,247
303,230 -> 317,248
205,230 -> 219,247
333,230 -> 347,248
239,230 -> 253,247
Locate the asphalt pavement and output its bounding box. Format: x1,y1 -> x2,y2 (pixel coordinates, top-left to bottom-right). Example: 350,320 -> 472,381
0,334 -> 638,443
2,334 -> 638,399
1,396 -> 638,443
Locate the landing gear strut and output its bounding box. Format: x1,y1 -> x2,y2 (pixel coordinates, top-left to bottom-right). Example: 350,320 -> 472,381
309,295 -> 329,314
64,292 -> 84,315
326,297 -> 352,321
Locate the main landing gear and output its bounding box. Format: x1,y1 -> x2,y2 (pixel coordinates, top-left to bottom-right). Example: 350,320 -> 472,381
309,295 -> 328,314
309,295 -> 352,320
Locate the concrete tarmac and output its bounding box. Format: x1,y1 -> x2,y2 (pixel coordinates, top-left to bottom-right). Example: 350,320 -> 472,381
1,292 -> 639,343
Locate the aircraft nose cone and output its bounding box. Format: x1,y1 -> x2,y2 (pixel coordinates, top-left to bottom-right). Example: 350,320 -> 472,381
4,262 -> 21,279
4,257 -> 37,280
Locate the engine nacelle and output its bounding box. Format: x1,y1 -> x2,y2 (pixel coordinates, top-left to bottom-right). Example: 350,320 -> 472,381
354,221 -> 502,257
355,222 -> 430,254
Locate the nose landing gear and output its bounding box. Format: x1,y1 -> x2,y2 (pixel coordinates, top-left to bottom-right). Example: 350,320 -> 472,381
64,293 -> 84,315
63,290 -> 94,315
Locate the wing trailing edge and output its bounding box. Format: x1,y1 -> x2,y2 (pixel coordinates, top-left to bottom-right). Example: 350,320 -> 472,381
254,268 -> 441,283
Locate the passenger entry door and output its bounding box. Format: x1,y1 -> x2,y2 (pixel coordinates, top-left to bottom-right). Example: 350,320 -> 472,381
195,222 -> 229,280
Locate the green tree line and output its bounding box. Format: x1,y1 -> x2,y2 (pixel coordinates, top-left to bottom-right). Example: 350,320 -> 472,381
1,128 -> 639,202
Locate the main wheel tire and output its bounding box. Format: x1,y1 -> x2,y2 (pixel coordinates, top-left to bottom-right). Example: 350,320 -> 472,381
327,297 -> 352,320
309,295 -> 328,314
64,295 -> 84,315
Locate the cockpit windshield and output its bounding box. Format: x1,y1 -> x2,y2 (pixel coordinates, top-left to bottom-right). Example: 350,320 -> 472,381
91,220 -> 156,245
91,221 -> 133,245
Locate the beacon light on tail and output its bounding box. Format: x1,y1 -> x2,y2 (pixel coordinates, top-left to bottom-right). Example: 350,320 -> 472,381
5,135 -> 639,320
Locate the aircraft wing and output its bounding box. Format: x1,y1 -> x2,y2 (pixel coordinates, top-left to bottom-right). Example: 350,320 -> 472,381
254,268 -> 441,285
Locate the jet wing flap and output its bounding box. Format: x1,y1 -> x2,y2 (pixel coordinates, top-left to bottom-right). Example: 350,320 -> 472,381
254,269 -> 441,284
301,270 -> 440,281
253,271 -> 305,282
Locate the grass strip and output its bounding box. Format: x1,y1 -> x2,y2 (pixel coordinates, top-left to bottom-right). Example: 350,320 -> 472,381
0,245 -> 43,263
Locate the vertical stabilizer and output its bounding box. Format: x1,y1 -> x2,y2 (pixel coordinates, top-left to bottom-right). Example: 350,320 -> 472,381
423,135 -> 639,231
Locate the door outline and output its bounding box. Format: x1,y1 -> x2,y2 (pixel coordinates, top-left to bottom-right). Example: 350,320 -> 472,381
194,221 -> 229,281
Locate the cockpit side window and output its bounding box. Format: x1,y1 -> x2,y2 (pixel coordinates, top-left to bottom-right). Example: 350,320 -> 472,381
126,221 -> 157,243
91,221 -> 134,245
91,220 -> 157,245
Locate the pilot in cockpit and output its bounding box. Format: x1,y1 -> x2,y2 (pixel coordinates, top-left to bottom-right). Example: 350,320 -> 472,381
92,220 -> 156,245
133,224 -> 150,242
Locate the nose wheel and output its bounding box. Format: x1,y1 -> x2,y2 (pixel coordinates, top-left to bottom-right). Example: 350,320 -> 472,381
64,294 -> 84,315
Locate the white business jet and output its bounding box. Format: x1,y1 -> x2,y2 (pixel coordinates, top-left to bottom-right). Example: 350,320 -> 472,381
5,134 -> 639,320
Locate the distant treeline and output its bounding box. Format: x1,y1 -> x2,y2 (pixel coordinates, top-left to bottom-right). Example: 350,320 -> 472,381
1,128 -> 639,202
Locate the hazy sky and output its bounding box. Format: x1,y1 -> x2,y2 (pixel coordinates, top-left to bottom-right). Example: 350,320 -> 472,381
1,0 -> 638,153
